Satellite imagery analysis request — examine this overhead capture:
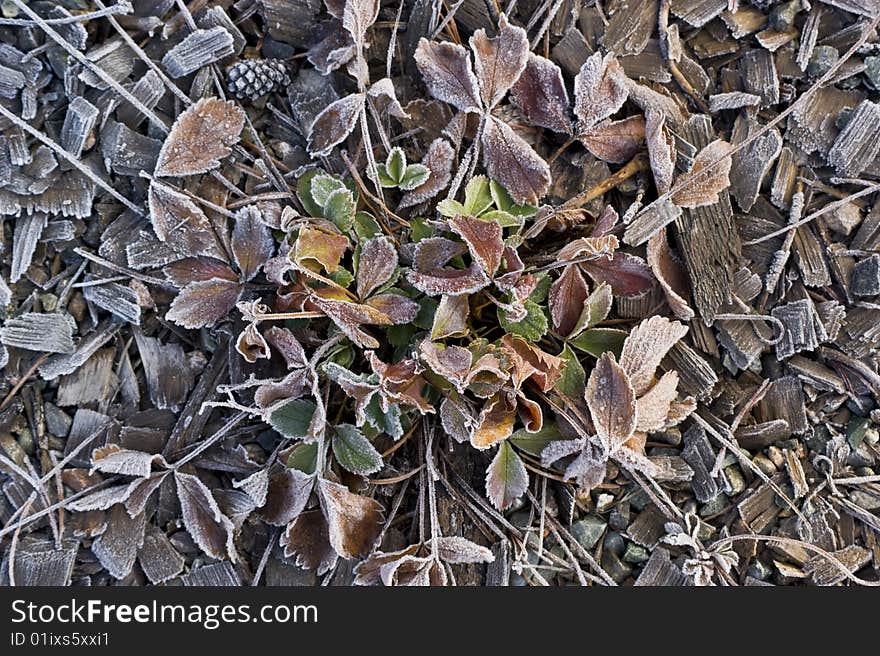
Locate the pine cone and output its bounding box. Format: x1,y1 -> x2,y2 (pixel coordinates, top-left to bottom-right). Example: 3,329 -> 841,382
226,59 -> 290,101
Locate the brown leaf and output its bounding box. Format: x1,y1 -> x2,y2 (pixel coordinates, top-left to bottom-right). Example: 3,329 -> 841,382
261,468 -> 314,526
310,295 -> 391,348
231,205 -> 274,282
448,214 -> 504,276
357,236 -> 397,298
500,334 -> 566,392
647,228 -> 694,321
166,278 -> 242,329
367,77 -> 410,119
510,53 -> 571,134
412,237 -> 467,272
90,444 -> 163,479
264,326 -> 308,369
635,371 -> 680,433
342,0 -> 379,44
581,252 -> 655,297
586,352 -> 637,454
574,52 -> 629,130
550,265 -> 590,337
580,116 -> 645,164
485,440 -> 528,511
469,13 -> 529,109
294,227 -> 349,273
235,322 -> 271,363
419,340 -> 472,392
671,140 -> 733,208
619,316 -> 688,396
164,257 -> 237,287
398,138 -> 455,209
557,234 -> 620,261
364,293 -> 420,324
147,180 -> 222,258
430,294 -> 469,339
645,109 -> 675,195
307,93 -> 365,156
414,39 -> 482,113
175,471 -> 237,562
407,263 -> 491,297
155,98 -> 245,177
281,509 -> 338,575
318,478 -> 383,559
471,391 -> 517,450
481,115 -> 551,206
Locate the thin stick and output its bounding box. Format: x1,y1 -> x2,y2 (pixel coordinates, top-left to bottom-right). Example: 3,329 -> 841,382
0,2 -> 132,26
562,153 -> 651,210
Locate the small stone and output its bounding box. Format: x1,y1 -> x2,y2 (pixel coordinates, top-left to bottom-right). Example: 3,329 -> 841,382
753,453 -> 778,476
851,255 -> 880,297
698,493 -> 728,518
39,293 -> 58,312
865,56 -> 880,89
807,46 -> 839,77
571,515 -> 607,551
747,559 -> 773,581
17,428 -> 34,455
603,531 -> 626,556
724,465 -> 746,496
770,0 -> 800,31
601,550 -> 633,584
595,492 -> 616,513
44,402 -> 72,437
622,542 -> 650,564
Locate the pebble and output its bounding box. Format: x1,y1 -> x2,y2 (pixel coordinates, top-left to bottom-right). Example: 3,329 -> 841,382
603,531 -> 625,557
865,56 -> 880,89
622,542 -> 649,564
753,453 -> 777,476
571,515 -> 607,551
724,464 -> 746,496
807,46 -> 839,77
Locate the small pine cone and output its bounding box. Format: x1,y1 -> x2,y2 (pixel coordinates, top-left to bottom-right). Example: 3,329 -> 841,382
226,59 -> 290,101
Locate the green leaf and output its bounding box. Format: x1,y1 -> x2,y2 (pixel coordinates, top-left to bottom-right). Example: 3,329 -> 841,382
463,176 -> 493,216
329,267 -> 354,288
310,174 -> 347,209
569,282 -> 613,337
296,169 -> 325,217
529,273 -> 551,303
323,187 -> 355,231
498,299 -> 548,341
364,396 -> 403,439
481,209 -> 524,229
354,211 -> 381,242
410,216 -> 433,242
415,296 -> 439,330
376,166 -> 398,188
485,441 -> 528,511
399,164 -> 430,191
509,423 -> 564,456
332,424 -> 384,475
287,442 -> 318,474
387,323 -> 415,347
568,328 -> 627,358
437,199 -> 465,218
554,344 -> 586,400
269,399 -> 317,439
386,147 -> 406,183
490,180 -> 538,217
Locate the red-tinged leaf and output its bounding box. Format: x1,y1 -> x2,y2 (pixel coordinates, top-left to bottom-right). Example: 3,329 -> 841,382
557,234 -> 619,261
448,214 -> 504,276
581,251 -> 655,297
646,109 -> 675,195
574,52 -> 629,130
261,468 -> 314,526
671,140 -> 733,208
430,294 -> 469,339
593,205 -> 619,237
635,370 -> 680,433
469,13 -> 529,109
311,295 -> 391,348
281,509 -> 338,575
510,52 -> 571,134
481,115 -> 551,206
255,369 -> 310,408
412,237 -> 467,272
586,352 -> 637,454
231,205 -> 274,282
175,471 -> 237,562
500,334 -> 566,392
408,263 -> 491,297
485,440 -> 528,510
295,227 -> 349,273
342,0 -> 379,44
147,180 -> 222,258
365,293 -> 420,324
471,391 -> 517,450
164,257 -> 237,287
264,326 -> 308,369
357,236 -> 397,298
550,264 -> 590,336
318,478 -> 384,559
235,322 -> 271,363
166,278 -> 242,329
619,316 -> 688,396
307,93 -> 365,156
414,39 -> 482,113
155,98 -> 245,177
399,138 -> 455,209
580,116 -> 645,164
647,228 -> 694,321
419,340 -> 472,391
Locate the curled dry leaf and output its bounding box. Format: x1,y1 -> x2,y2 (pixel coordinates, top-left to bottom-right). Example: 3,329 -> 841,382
447,214 -> 504,276
481,115 -> 551,206
550,265 -> 590,337
619,316 -> 688,396
295,227 -> 349,273
645,109 -> 675,195
419,340 -> 472,392
635,370 -> 680,433
580,116 -> 645,164
357,236 -> 397,298
307,93 -> 365,157
471,391 -> 517,449
430,536 -> 494,564
231,205 -> 274,282
408,263 -> 491,297
574,52 -> 629,130
647,228 -> 694,321
175,471 -> 237,562
414,39 -> 482,113
155,97 -> 245,177
485,440 -> 528,511
469,13 -> 529,110
318,478 -> 383,560
510,53 -> 571,134
166,278 -> 242,329
671,140 -> 733,208
236,322 -> 271,363
586,352 -> 637,454
367,77 -> 410,119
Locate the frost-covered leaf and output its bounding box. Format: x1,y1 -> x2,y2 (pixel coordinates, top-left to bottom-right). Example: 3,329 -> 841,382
414,39 -> 482,113
647,228 -> 694,321
481,115 -> 551,206
574,52 -> 629,130
261,467 -> 314,525
365,293 -> 419,324
399,164 -> 430,191
408,263 -> 491,297
671,140 -> 733,208
90,444 -> 164,478
498,299 -> 548,341
471,392 -> 517,450
367,77 -> 409,119
307,93 -> 365,156
550,265 -> 589,337
431,536 -> 495,564
586,352 -> 636,454
399,138 -> 455,208
469,13 -> 528,109
357,236 -> 397,298
294,227 -> 349,273
310,295 -> 392,348
166,278 -> 242,329
155,98 -> 244,177
485,441 -> 528,510
281,509 -> 338,574
235,322 -> 271,363
318,478 -> 383,559
581,251 -> 654,298
448,214 -> 504,276
175,471 -> 237,562
231,205 -> 273,282
342,0 -> 379,44
430,294 -> 469,339
332,424 -> 383,475
147,180 -> 221,257
568,282 -> 613,337
646,109 -> 675,195
268,399 -> 318,439
510,53 -> 571,134
619,316 -> 688,396
635,371 -> 680,433
580,116 -> 645,164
